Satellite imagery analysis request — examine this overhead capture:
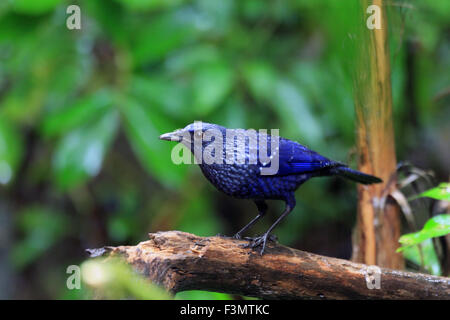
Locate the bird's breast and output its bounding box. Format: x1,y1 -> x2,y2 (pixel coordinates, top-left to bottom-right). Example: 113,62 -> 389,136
198,163 -> 308,199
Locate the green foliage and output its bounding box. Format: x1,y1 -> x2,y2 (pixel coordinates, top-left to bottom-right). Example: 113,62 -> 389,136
397,214 -> 450,252
120,96 -> 187,188
11,206 -> 69,269
402,239 -> 441,275
398,184 -> 450,274
41,90 -> 114,138
113,0 -> 185,11
12,0 -> 62,15
81,258 -> 172,299
52,109 -> 119,189
0,118 -> 23,184
192,60 -> 234,115
175,290 -> 233,300
410,183 -> 450,202
0,0 -> 448,299
130,10 -> 197,67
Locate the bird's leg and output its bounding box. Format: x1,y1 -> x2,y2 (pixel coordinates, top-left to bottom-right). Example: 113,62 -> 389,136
233,200 -> 268,240
244,195 -> 295,255
243,233 -> 278,244
245,206 -> 293,255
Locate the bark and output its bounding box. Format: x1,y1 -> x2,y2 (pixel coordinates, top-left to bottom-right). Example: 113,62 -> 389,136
352,0 -> 403,268
88,231 -> 450,300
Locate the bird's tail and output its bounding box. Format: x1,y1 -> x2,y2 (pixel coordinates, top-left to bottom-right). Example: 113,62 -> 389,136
332,166 -> 382,185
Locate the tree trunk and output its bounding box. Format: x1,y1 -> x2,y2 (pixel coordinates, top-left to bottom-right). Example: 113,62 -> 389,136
351,0 -> 403,269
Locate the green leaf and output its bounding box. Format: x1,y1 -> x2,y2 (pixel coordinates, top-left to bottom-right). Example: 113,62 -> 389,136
272,78 -> 323,145
11,0 -> 62,15
242,61 -> 278,102
129,76 -> 189,120
402,239 -> 441,276
165,45 -> 220,75
52,110 -> 119,189
413,183 -> 450,202
0,119 -> 23,185
131,11 -> 196,67
192,61 -> 234,115
243,61 -> 323,145
397,214 -> 450,252
41,90 -> 113,138
113,0 -> 184,11
0,21 -> 84,125
119,96 -> 187,188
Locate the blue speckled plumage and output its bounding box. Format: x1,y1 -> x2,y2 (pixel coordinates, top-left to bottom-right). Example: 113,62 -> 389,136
160,122 -> 382,254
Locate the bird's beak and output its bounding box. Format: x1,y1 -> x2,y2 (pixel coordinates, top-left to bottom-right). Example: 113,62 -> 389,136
159,130 -> 183,142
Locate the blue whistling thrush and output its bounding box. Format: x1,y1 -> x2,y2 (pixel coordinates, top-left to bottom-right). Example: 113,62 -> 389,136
160,122 -> 382,255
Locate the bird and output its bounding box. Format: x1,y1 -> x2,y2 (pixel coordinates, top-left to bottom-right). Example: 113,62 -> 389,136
160,121 -> 382,255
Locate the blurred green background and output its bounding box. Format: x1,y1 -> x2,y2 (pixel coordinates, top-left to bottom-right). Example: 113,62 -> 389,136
0,0 -> 448,299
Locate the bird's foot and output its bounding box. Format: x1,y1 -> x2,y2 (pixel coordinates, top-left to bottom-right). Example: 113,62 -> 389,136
244,233 -> 278,243
242,233 -> 277,255
232,232 -> 243,240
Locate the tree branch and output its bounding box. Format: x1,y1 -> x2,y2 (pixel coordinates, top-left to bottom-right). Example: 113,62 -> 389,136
88,231 -> 450,300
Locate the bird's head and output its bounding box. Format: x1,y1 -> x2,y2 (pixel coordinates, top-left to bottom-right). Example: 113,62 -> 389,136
159,121 -> 226,153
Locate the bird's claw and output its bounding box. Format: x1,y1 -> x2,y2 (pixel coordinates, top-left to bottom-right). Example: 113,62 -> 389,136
242,233 -> 277,255
244,234 -> 277,243
232,233 -> 242,240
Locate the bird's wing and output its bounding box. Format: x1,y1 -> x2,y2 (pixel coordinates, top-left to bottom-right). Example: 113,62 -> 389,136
260,138 -> 339,176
